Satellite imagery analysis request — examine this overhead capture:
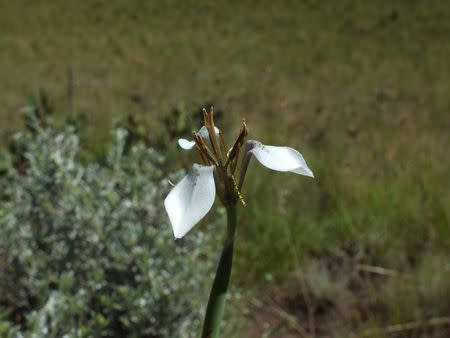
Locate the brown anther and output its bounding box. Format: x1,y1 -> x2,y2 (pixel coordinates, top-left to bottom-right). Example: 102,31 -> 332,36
202,108 -> 210,127
218,130 -> 228,156
225,120 -> 248,168
193,132 -> 218,166
195,144 -> 210,165
209,106 -> 215,126
230,143 -> 240,175
203,106 -> 223,165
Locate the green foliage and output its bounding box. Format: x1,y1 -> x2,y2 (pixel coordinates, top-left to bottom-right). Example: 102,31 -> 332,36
0,114 -> 219,337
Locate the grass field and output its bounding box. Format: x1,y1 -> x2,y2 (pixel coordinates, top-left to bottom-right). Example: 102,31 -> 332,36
1,1 -> 449,336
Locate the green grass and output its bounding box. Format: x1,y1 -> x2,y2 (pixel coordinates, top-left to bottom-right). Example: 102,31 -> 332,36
1,0 -> 449,336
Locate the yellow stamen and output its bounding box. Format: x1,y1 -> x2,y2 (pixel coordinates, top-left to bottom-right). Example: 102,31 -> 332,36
231,175 -> 246,206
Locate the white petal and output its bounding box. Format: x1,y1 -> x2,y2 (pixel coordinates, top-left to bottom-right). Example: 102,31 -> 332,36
177,126 -> 220,150
164,164 -> 216,238
178,138 -> 196,150
291,166 -> 314,178
197,125 -> 220,139
248,140 -> 314,177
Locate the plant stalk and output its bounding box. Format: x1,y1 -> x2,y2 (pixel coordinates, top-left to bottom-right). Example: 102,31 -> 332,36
201,204 -> 236,338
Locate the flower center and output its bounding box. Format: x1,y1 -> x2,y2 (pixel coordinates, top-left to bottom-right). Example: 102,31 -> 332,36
193,107 -> 248,205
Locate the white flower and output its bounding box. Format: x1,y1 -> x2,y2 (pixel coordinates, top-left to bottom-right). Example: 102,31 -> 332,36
164,134 -> 313,238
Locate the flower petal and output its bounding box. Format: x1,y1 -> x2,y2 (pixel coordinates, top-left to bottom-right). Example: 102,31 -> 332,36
291,165 -> 315,178
197,125 -> 220,139
247,140 -> 314,177
164,164 -> 216,238
178,138 -> 196,150
178,126 -> 220,150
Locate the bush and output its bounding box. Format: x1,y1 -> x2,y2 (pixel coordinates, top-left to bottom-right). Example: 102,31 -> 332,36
0,114 -> 219,337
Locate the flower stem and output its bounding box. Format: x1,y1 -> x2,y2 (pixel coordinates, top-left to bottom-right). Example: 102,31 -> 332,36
201,204 -> 237,338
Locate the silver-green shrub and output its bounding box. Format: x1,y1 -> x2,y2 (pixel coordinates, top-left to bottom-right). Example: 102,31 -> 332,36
0,116 -> 218,337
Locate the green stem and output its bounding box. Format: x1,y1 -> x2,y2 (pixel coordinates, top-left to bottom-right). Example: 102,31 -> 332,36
201,204 -> 237,338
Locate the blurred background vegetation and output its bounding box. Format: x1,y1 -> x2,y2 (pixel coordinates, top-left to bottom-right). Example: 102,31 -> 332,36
0,0 -> 449,337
